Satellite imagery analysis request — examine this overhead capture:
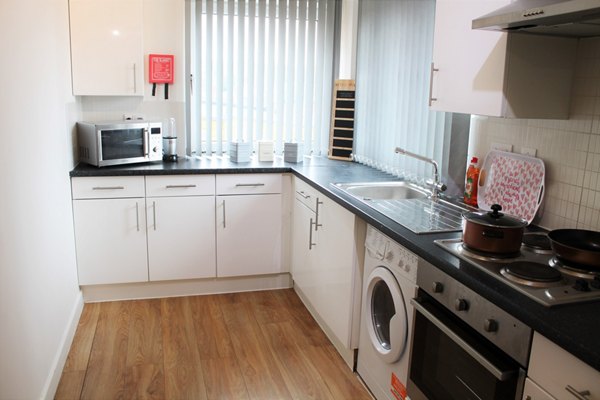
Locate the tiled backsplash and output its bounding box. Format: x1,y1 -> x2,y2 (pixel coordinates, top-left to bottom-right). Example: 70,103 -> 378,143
468,37 -> 600,231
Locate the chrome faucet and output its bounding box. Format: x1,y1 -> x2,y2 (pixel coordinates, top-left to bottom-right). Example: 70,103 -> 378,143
394,147 -> 447,199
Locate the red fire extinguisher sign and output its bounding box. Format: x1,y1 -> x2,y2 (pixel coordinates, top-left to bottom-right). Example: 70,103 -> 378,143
149,54 -> 174,84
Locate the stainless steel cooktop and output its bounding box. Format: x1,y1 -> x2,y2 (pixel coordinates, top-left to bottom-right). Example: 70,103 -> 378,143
435,236 -> 600,307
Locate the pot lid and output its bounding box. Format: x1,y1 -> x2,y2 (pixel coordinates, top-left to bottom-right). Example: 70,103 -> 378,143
463,204 -> 529,228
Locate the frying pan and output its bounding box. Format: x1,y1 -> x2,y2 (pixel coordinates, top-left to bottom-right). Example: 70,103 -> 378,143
548,229 -> 600,269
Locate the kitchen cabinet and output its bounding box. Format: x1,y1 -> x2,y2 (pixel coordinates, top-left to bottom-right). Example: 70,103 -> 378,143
430,0 -> 577,118
69,0 -> 144,96
72,176 -> 148,285
216,174 -> 283,277
526,332 -> 600,400
145,175 -> 216,281
291,177 -> 362,367
523,379 -> 555,400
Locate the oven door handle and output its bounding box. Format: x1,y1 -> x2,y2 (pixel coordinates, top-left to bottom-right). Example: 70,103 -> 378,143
410,298 -> 517,382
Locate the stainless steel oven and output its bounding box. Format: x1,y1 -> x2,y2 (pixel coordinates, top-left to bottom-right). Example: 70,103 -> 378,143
407,263 -> 532,400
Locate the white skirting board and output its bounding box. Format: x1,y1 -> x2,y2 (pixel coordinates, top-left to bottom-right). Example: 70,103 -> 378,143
42,291 -> 84,400
82,273 -> 293,303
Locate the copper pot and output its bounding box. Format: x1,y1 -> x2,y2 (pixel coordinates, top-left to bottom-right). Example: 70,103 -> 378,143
462,204 -> 528,255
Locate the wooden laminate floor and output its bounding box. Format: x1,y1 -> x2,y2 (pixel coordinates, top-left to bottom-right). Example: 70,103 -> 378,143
55,289 -> 371,400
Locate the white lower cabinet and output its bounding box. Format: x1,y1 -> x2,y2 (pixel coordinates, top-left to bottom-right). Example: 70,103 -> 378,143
72,176 -> 149,285
73,198 -> 148,285
525,332 -> 600,400
215,176 -> 283,277
146,175 -> 216,281
291,177 -> 361,366
73,175 -> 217,285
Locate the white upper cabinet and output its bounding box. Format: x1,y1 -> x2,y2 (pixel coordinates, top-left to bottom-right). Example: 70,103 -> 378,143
430,0 -> 577,118
69,0 -> 144,96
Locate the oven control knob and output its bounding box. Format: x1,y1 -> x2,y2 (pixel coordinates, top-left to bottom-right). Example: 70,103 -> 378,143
455,298 -> 469,312
484,319 -> 498,332
432,281 -> 444,293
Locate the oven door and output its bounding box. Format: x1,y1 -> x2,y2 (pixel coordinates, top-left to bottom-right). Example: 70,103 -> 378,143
407,292 -> 525,400
98,125 -> 149,166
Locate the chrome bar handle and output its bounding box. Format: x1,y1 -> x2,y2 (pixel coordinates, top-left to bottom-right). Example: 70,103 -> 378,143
296,190 -> 311,199
222,200 -> 226,228
92,186 -> 124,190
309,218 -> 317,250
144,128 -> 149,156
411,297 -> 517,381
235,183 -> 266,187
135,202 -> 140,232
428,62 -> 439,106
565,385 -> 591,400
166,184 -> 197,189
133,63 -> 137,93
152,201 -> 156,231
314,198 -> 323,231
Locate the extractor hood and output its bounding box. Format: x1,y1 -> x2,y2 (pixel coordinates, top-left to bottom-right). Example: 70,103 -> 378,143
472,0 -> 600,37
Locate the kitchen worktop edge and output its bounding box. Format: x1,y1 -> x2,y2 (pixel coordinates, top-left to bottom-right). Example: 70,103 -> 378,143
70,157 -> 600,372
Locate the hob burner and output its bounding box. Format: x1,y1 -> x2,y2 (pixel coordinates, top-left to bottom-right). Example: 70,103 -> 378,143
549,257 -> 600,280
500,262 -> 563,287
522,232 -> 553,254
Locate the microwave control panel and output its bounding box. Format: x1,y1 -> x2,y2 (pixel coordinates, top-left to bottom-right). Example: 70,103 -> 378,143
148,122 -> 163,160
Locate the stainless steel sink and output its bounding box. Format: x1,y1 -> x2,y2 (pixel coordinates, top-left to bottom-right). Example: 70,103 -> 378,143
332,181 -> 468,234
332,181 -> 430,200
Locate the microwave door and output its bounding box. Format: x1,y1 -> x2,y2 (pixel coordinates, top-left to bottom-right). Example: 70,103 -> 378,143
99,128 -> 146,165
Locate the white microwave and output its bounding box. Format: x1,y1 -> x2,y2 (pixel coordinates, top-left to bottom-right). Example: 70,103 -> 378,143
77,120 -> 163,167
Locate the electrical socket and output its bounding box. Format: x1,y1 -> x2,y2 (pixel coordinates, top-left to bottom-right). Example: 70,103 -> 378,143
122,114 -> 133,121
491,142 -> 513,152
133,114 -> 145,120
521,147 -> 537,157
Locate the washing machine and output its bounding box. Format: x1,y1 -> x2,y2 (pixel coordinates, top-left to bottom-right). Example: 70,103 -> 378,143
357,225 -> 418,400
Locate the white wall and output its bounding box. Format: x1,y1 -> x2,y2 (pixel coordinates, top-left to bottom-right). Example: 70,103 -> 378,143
469,37 -> 600,230
0,1 -> 82,399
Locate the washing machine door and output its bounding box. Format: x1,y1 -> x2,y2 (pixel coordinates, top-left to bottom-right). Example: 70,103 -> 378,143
365,266 -> 408,364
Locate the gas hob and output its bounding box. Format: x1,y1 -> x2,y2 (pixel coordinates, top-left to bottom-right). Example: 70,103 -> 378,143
435,235 -> 600,307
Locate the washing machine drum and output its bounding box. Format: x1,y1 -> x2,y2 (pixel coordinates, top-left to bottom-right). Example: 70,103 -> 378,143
365,266 -> 408,364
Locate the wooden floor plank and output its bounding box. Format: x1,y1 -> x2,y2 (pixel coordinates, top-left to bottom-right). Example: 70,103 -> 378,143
80,301 -> 132,400
55,303 -> 100,400
304,345 -> 372,400
189,295 -> 235,361
125,299 -> 164,399
219,299 -> 293,400
260,321 -> 334,400
160,297 -> 207,400
56,290 -> 371,400
201,357 -> 250,400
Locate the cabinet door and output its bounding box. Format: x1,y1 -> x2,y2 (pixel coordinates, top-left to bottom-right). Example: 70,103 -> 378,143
146,196 -> 216,281
216,194 -> 282,277
69,0 -> 144,96
73,198 -> 148,285
290,198 -> 316,291
430,0 -> 509,116
310,195 -> 356,348
431,0 -> 576,118
522,378 -> 555,400
528,332 -> 600,400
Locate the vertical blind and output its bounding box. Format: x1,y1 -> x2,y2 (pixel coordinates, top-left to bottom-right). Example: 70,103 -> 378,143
188,0 -> 336,157
354,0 -> 450,185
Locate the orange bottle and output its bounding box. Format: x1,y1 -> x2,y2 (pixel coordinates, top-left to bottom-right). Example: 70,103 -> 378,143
464,157 -> 480,206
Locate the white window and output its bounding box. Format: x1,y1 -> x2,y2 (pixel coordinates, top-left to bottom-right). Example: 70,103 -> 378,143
186,0 -> 337,158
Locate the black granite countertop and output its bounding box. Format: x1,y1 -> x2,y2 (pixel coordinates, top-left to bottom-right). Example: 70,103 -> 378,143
71,157 -> 600,372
